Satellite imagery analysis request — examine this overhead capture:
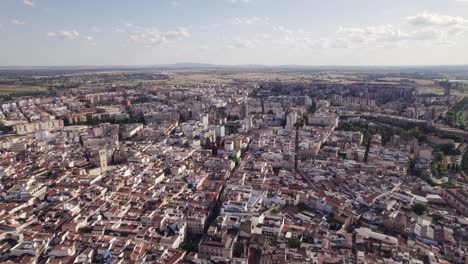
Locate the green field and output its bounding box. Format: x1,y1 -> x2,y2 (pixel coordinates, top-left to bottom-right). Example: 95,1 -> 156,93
0,85 -> 50,98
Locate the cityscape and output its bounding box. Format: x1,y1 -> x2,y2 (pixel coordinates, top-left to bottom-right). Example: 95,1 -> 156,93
1,1 -> 468,264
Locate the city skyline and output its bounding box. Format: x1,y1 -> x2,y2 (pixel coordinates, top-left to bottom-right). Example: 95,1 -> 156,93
1,0 -> 468,66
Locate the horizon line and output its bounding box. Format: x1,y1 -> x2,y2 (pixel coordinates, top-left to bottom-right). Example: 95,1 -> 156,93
1,63 -> 468,70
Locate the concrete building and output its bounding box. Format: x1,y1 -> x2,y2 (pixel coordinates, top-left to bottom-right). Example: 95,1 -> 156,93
99,149 -> 108,174
286,111 -> 298,128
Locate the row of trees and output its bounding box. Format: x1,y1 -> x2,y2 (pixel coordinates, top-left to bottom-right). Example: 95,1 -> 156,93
338,121 -> 427,144
430,147 -> 463,178
444,111 -> 466,131
444,97 -> 468,131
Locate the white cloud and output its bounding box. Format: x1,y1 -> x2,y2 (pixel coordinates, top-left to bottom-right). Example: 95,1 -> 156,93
406,12 -> 468,40
227,33 -> 270,49
23,0 -> 34,6
325,38 -> 351,49
266,12 -> 468,50
228,39 -> 255,48
337,12 -> 468,45
48,30 -> 81,40
407,12 -> 467,27
126,24 -> 191,47
335,24 -> 456,48
82,36 -> 95,42
47,30 -> 95,44
174,27 -> 191,38
272,26 -> 324,49
273,26 -> 287,34
11,19 -> 26,25
230,16 -> 269,25
245,11 -> 468,52
338,24 -> 411,43
227,0 -> 251,3
407,28 -> 445,41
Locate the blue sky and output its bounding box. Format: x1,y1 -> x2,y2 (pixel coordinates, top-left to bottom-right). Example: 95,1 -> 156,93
1,0 -> 468,66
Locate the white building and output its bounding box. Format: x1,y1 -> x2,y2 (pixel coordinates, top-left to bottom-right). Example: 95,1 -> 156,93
286,112 -> 298,128
215,126 -> 225,137
308,113 -> 339,128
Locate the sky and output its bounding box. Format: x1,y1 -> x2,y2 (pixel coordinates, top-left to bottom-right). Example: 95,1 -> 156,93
1,0 -> 468,66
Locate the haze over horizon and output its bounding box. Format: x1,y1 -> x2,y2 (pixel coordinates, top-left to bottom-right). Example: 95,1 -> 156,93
1,0 -> 468,66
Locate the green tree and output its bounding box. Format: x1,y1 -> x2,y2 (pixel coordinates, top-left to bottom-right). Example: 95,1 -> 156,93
412,203 -> 427,215
287,237 -> 302,249
439,143 -> 456,155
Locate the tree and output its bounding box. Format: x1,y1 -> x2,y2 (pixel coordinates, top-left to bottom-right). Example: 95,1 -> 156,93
412,168 -> 423,178
287,237 -> 302,249
273,167 -> 281,175
430,161 -> 438,177
231,157 -> 240,166
441,134 -> 463,143
433,150 -> 445,163
439,143 -> 456,155
226,124 -> 239,134
227,115 -> 240,121
412,203 -> 427,215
